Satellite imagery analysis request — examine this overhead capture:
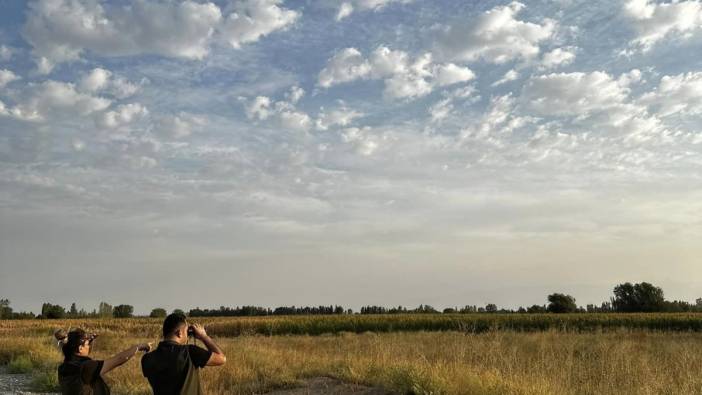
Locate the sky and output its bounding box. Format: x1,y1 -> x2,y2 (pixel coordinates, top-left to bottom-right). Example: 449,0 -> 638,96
1,0 -> 702,315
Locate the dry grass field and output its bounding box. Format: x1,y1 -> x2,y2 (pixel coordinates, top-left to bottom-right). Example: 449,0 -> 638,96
2,315 -> 702,394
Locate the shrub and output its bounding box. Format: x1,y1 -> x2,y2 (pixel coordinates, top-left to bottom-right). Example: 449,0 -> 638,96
8,354 -> 33,373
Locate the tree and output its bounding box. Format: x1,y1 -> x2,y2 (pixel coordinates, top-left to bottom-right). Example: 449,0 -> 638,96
172,309 -> 185,316
485,303 -> 498,313
69,303 -> 78,317
41,303 -> 66,319
113,304 -> 134,318
612,282 -> 665,312
0,299 -> 12,319
150,308 -> 167,318
98,302 -> 113,318
547,293 -> 578,313
527,304 -> 547,313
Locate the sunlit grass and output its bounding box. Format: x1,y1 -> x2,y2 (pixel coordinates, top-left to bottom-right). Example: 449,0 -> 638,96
3,316 -> 702,394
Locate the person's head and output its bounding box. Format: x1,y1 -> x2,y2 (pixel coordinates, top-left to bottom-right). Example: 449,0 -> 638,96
61,329 -> 97,360
162,313 -> 189,344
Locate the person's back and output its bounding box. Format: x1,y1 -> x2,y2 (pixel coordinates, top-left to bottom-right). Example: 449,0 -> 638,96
142,313 -> 226,395
141,340 -> 211,395
56,328 -> 150,395
58,355 -> 109,395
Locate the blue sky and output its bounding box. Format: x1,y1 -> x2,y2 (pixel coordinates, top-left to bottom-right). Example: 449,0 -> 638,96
1,0 -> 702,314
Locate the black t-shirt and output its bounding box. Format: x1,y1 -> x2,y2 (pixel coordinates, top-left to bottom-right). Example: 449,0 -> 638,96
58,356 -> 109,395
141,341 -> 212,395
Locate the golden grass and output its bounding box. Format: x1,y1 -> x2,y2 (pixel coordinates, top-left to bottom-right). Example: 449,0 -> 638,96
3,317 -> 702,394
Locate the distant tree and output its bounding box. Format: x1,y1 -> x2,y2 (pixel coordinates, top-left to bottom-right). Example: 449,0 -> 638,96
113,305 -> 134,318
98,302 -> 113,318
485,304 -> 498,313
696,298 -> 702,308
443,307 -> 457,314
69,303 -> 79,317
459,305 -> 477,313
150,308 -> 167,318
41,303 -> 66,319
526,304 -> 547,314
0,299 -> 12,319
172,309 -> 185,316
547,293 -> 578,313
612,282 -> 665,312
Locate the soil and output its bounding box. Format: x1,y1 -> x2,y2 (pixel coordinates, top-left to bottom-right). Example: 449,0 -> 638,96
261,377 -> 394,395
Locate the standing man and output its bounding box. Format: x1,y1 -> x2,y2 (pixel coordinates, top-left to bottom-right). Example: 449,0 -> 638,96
142,313 -> 226,395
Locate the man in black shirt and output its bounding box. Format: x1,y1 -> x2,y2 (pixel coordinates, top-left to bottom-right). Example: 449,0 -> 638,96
142,313 -> 226,395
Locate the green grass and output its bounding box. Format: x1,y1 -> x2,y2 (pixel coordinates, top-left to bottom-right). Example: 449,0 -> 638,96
7,354 -> 33,373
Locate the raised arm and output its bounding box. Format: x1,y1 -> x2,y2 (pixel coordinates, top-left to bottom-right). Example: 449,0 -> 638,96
191,324 -> 226,366
100,342 -> 152,376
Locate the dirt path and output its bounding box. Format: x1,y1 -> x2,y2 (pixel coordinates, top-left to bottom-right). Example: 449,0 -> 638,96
0,367 -> 57,395
262,377 -> 393,395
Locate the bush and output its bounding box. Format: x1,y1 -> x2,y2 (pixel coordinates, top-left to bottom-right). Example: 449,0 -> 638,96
8,355 -> 33,373
32,369 -> 59,392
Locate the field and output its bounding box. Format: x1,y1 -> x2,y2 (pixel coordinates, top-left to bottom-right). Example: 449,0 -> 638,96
3,314 -> 702,394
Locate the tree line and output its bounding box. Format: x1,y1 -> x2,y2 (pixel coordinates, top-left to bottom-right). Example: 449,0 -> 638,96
2,282 -> 702,319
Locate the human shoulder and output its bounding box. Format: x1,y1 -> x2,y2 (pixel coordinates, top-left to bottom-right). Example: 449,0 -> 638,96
187,345 -> 212,368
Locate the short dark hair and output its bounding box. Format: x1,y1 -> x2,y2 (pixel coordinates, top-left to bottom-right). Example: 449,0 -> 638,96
162,313 -> 187,338
61,329 -> 87,361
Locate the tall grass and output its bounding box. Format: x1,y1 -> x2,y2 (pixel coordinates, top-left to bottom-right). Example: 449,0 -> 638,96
3,315 -> 702,394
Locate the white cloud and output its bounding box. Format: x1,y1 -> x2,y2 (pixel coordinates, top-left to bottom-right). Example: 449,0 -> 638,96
97,103 -> 148,129
436,2 -> 556,63
315,105 -> 363,130
318,48 -> 372,88
110,77 -> 141,99
79,68 -> 141,99
492,69 -> 520,87
285,86 -> 305,104
0,45 -> 13,62
640,72 -> 702,117
0,69 -> 20,87
318,46 -> 474,99
429,98 -> 453,122
245,95 -> 273,120
624,0 -> 702,52
521,71 -> 630,117
243,95 -> 312,131
279,110 -> 312,131
460,94 -> 532,145
154,113 -> 207,139
540,47 -> 576,69
336,2 -> 354,21
2,81 -> 111,122
335,0 -> 413,21
342,126 -> 379,155
219,0 -> 299,49
80,68 -> 112,92
23,0 -> 223,70
434,63 -> 476,86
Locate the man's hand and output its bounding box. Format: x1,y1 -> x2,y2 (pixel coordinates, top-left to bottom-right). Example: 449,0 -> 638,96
137,342 -> 153,352
190,323 -> 208,340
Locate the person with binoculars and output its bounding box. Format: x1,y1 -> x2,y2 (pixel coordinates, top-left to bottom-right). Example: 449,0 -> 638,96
56,328 -> 152,395
141,312 -> 227,395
